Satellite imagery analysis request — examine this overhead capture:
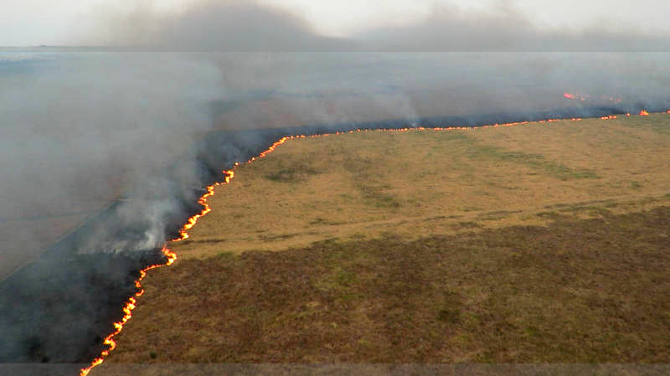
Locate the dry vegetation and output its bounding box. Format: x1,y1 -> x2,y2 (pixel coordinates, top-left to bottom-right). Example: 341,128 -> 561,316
98,113 -> 670,370
171,114 -> 670,259
102,208 -> 670,366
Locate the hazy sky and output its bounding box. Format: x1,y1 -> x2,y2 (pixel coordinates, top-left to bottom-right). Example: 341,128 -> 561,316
2,0 -> 670,46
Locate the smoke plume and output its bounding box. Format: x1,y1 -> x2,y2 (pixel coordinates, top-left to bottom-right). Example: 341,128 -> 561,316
76,0 -> 670,52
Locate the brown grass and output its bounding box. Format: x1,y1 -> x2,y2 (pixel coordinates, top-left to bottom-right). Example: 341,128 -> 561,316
170,114 -> 670,259
95,113 -> 670,371
103,206 -> 670,365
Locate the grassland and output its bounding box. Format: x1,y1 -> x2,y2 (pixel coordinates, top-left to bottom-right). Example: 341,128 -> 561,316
171,114 -> 670,259
98,113 -> 670,370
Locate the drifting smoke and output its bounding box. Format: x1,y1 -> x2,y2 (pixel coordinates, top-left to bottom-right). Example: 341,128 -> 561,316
75,0 -> 670,52
77,0 -> 353,52
0,53 -> 224,261
1,0 -> 670,367
356,2 -> 670,52
0,52 -> 229,364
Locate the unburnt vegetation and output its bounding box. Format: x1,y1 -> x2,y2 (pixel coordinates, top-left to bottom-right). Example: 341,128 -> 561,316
98,114 -> 670,370
104,207 -> 670,364
170,114 -> 670,258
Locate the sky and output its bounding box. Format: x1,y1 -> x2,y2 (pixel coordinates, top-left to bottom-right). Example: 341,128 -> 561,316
2,0 -> 670,46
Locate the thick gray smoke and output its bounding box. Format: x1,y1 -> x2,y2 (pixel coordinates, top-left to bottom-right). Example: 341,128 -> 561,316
80,1 -> 352,51
356,2 -> 670,52
0,53 -> 227,277
1,0 -> 670,367
78,0 -> 670,52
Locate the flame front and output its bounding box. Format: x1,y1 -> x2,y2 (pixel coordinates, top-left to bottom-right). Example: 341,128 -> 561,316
80,168 -> 237,375
79,246 -> 176,376
79,104 -> 665,376
174,170 -> 234,241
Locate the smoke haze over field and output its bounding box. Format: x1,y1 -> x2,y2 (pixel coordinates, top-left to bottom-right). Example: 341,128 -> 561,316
1,0 -> 670,367
0,54 -> 225,261
5,0 -> 670,47
71,0 -> 670,52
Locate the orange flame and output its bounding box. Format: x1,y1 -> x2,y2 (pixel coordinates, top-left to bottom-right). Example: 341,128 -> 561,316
80,170 -> 240,375
563,93 -> 588,101
80,107 -> 668,375
173,170 -> 235,241
80,246 -> 176,376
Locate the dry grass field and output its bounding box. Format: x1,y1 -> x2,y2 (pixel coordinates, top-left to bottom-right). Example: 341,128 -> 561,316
171,113 -> 670,259
96,113 -> 670,370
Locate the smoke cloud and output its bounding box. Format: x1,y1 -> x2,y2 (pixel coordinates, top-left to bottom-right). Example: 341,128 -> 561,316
356,2 -> 670,52
78,0 -> 353,51
75,0 -> 670,52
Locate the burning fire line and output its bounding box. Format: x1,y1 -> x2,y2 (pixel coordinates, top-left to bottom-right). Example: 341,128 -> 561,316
174,170 -> 235,241
79,107 -> 668,376
79,245 -> 176,376
79,170 -> 234,375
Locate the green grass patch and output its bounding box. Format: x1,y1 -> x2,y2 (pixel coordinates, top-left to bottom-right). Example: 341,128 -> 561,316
460,135 -> 599,180
343,155 -> 402,209
264,162 -> 319,182
259,232 -> 299,242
